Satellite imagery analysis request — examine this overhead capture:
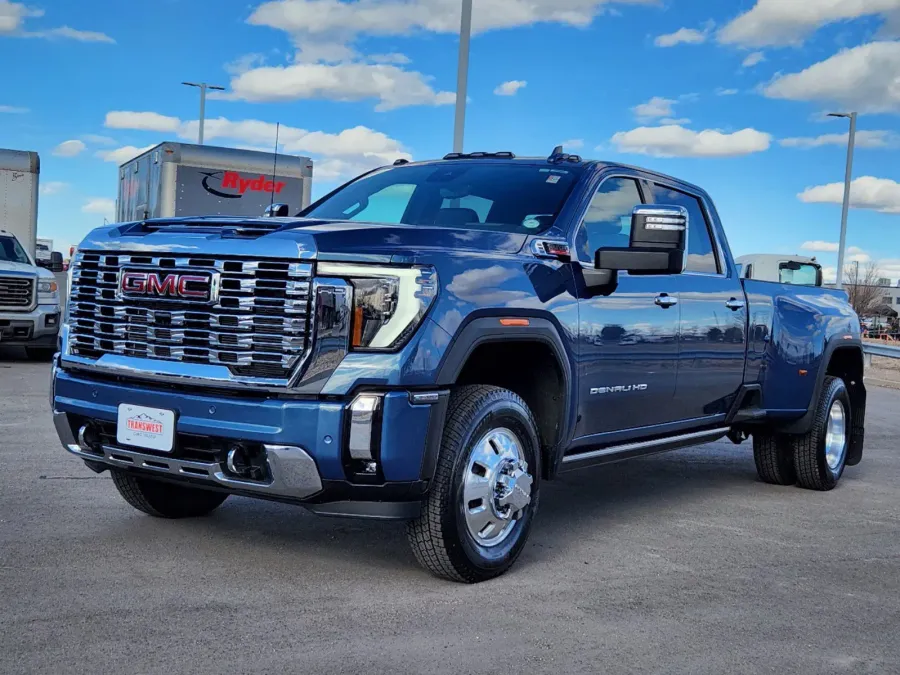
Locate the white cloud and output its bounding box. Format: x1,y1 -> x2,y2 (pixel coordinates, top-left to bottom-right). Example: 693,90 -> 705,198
798,176 -> 900,213
633,96 -> 677,121
780,130 -> 900,149
101,112 -> 411,179
52,140 -> 86,157
39,181 -> 68,196
0,1 -> 41,34
105,111 -> 182,133
763,42 -> 900,113
248,0 -> 659,38
742,51 -> 765,67
801,240 -> 840,253
81,198 -> 115,220
226,62 -> 455,111
560,139 -> 584,149
0,104 -> 27,113
716,88 -> 739,96
611,124 -> 772,158
494,80 -> 527,96
370,52 -> 411,64
23,26 -> 115,43
718,0 -> 900,47
660,117 -> 691,125
0,1 -> 114,42
655,27 -> 707,47
95,145 -> 155,164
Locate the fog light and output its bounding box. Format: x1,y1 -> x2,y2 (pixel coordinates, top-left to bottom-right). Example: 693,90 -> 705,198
46,314 -> 59,328
348,394 -> 381,460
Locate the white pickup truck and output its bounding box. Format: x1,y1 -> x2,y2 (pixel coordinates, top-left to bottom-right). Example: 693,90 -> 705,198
0,229 -> 61,359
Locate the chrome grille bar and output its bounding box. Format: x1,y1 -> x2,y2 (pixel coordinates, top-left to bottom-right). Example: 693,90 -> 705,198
66,251 -> 313,382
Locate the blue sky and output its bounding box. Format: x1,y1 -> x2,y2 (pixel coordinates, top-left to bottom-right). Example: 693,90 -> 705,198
2,0 -> 899,281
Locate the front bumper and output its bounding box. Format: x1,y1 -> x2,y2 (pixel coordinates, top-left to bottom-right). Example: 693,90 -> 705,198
51,364 -> 448,520
0,304 -> 60,347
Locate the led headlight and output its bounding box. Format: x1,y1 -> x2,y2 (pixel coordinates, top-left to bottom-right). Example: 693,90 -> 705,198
317,263 -> 437,350
37,279 -> 59,303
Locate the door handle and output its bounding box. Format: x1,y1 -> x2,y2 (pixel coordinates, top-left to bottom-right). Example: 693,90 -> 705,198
725,298 -> 746,311
654,293 -> 678,308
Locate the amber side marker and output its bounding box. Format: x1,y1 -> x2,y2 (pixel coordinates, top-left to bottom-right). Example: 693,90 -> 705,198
799,369 -> 808,376
500,318 -> 530,327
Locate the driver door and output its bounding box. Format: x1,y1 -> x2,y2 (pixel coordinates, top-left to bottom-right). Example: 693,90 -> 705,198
573,175 -> 680,441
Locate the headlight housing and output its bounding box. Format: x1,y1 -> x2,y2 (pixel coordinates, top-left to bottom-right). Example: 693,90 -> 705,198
37,279 -> 59,303
317,263 -> 437,350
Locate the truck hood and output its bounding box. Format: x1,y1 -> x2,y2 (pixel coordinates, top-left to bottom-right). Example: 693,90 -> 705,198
81,217 -> 528,262
0,260 -> 42,275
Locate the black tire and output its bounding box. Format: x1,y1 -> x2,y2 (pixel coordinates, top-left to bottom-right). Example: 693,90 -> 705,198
111,470 -> 228,518
752,433 -> 796,485
406,385 -> 541,583
791,376 -> 851,491
25,347 -> 56,361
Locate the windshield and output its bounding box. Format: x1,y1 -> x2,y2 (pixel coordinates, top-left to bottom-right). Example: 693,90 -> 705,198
303,162 -> 584,234
0,236 -> 31,264
779,263 -> 820,286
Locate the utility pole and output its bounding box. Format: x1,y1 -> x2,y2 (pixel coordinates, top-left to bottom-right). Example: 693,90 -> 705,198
827,111 -> 857,290
453,0 -> 473,154
182,82 -> 225,145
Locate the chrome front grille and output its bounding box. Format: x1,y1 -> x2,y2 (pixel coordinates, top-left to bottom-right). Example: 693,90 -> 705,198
0,276 -> 35,309
67,251 -> 312,381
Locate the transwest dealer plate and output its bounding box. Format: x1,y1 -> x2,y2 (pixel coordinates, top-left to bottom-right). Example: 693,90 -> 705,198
117,404 -> 175,452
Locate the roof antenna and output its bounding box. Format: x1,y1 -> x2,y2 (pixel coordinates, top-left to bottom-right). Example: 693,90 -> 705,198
270,122 -> 280,209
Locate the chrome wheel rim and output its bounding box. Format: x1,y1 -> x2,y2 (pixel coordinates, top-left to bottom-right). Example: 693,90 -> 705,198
825,400 -> 848,471
463,427 -> 533,548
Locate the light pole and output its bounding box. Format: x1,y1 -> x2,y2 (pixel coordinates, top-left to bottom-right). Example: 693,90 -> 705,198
182,82 -> 225,145
453,0 -> 473,154
827,111 -> 857,289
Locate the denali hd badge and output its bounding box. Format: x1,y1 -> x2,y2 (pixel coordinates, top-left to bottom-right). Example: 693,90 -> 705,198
118,269 -> 218,303
591,384 -> 649,395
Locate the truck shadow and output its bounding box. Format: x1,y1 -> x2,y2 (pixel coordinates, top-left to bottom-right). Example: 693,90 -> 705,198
181,441 -> 759,575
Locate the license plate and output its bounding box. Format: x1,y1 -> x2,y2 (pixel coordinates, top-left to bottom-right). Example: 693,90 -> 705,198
117,404 -> 175,452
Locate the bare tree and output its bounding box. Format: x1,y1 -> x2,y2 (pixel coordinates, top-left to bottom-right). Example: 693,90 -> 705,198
844,262 -> 886,317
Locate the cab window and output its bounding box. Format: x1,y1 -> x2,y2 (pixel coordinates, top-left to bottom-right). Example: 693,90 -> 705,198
575,177 -> 643,263
650,184 -> 719,274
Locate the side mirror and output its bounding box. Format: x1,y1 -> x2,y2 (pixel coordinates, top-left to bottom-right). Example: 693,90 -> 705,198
263,203 -> 290,218
584,205 -> 688,289
50,251 -> 64,273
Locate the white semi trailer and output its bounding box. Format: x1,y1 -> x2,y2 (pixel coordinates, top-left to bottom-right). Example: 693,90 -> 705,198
116,142 -> 314,223
0,149 -> 40,258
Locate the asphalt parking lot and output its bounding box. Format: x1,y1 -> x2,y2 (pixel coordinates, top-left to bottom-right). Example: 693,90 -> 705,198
1,352 -> 898,675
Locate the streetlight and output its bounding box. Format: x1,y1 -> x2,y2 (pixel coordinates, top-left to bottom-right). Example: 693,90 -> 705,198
182,82 -> 225,145
453,0 -> 473,154
827,111 -> 857,290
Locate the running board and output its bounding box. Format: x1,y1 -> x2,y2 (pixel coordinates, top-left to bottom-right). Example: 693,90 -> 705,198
560,427 -> 731,472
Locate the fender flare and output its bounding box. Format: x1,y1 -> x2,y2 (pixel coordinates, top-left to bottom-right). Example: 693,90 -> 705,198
432,315 -> 576,478
778,337 -> 866,437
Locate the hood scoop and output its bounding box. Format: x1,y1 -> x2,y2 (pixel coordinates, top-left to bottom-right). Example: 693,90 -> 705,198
124,217 -> 291,239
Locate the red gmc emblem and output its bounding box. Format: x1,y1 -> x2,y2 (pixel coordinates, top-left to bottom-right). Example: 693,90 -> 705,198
118,269 -> 216,303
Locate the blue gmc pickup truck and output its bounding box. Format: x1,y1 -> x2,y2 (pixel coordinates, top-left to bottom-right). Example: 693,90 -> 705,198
51,148 -> 866,582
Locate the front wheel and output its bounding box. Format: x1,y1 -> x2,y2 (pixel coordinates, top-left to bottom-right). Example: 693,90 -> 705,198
111,470 -> 228,518
407,385 -> 541,583
26,347 -> 56,361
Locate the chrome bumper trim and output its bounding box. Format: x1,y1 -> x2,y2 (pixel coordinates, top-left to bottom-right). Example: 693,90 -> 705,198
52,412 -> 323,500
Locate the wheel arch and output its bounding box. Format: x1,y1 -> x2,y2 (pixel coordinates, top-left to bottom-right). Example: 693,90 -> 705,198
779,339 -> 866,464
434,315 -> 575,480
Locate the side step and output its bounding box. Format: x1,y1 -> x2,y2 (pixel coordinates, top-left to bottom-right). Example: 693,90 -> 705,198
560,427 -> 731,472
